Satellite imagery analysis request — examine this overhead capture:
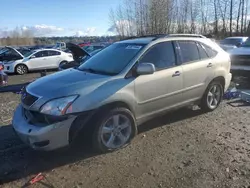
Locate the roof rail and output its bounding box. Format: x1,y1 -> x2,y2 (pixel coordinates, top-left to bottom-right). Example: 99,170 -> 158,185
167,34 -> 206,38
120,33 -> 206,42
121,34 -> 168,41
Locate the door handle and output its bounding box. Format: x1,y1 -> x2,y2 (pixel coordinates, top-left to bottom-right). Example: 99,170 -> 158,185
207,63 -> 213,68
172,71 -> 181,77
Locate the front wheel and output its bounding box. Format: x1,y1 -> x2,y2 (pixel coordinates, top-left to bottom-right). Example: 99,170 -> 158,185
200,81 -> 223,112
93,108 -> 137,153
15,64 -> 28,75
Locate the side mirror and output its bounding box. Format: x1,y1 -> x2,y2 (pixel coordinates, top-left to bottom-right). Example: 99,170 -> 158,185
136,63 -> 155,75
30,55 -> 36,59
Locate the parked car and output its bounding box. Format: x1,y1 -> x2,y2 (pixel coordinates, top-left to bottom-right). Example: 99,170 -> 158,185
228,38 -> 250,78
0,46 -> 31,62
59,47 -> 103,71
219,37 -> 248,51
78,42 -> 91,47
0,63 -> 8,86
12,34 -> 232,152
3,49 -> 73,75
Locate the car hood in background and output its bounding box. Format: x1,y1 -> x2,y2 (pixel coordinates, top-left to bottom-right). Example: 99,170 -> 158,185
27,68 -> 110,98
66,43 -> 90,60
228,47 -> 250,55
0,47 -> 24,62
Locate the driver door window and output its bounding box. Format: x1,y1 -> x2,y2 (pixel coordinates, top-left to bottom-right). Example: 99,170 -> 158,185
139,42 -> 176,70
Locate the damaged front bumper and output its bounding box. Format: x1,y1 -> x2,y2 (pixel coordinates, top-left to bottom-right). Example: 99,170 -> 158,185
12,105 -> 77,151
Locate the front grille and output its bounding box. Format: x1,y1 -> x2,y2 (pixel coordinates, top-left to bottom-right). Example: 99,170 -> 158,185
231,55 -> 250,66
22,89 -> 38,106
23,108 -> 68,126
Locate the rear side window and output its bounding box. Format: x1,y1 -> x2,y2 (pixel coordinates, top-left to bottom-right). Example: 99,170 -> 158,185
197,43 -> 209,59
48,50 -> 61,56
202,44 -> 218,58
178,41 -> 200,63
140,42 -> 176,70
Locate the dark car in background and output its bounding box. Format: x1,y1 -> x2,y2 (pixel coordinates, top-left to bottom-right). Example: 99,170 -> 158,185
58,43 -> 91,71
228,38 -> 250,78
219,37 -> 248,51
0,46 -> 31,62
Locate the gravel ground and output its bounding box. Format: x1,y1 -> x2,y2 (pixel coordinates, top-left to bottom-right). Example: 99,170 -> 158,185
0,73 -> 250,188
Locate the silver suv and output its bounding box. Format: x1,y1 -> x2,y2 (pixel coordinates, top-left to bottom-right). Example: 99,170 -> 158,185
12,34 -> 232,153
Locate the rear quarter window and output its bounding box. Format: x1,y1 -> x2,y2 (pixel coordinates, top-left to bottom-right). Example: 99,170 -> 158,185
202,44 -> 218,58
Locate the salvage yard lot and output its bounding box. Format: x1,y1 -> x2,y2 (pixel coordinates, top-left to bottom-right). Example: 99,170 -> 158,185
1,74 -> 250,188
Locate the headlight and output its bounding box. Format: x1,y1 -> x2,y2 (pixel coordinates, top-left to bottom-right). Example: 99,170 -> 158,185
40,95 -> 78,116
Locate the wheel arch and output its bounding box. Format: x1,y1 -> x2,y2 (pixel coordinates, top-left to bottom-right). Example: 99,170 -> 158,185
14,63 -> 29,73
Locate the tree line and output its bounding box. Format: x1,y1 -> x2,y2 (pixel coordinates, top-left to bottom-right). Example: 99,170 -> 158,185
109,0 -> 250,39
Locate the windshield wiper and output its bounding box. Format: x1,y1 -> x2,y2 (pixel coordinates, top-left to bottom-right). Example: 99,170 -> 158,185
78,68 -> 115,76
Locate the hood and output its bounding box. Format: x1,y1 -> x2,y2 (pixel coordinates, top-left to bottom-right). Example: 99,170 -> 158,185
228,47 -> 250,55
66,43 -> 90,61
27,68 -> 110,98
0,47 -> 24,62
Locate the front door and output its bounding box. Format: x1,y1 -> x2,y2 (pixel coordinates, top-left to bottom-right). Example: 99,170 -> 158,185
134,41 -> 183,120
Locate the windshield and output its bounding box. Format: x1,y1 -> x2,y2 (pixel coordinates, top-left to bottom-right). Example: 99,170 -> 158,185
240,39 -> 250,47
23,51 -> 35,58
0,48 -> 8,55
78,43 -> 145,75
220,38 -> 243,45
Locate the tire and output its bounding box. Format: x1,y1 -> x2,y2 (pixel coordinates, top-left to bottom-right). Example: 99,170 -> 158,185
92,107 -> 137,153
15,64 -> 28,75
200,81 -> 223,112
59,61 -> 68,67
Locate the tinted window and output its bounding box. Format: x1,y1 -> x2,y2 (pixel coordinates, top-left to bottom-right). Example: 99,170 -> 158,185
48,50 -> 61,56
178,41 -> 200,63
197,43 -> 209,59
34,51 -> 48,58
140,42 -> 176,70
203,44 -> 217,58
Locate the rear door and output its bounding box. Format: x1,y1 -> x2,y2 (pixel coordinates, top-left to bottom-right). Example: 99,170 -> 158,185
178,40 -> 216,102
134,41 -> 183,119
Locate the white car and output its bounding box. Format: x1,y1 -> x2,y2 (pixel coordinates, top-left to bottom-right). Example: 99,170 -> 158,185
3,49 -> 73,75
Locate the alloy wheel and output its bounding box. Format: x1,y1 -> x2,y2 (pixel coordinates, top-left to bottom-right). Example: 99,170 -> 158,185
207,84 -> 222,109
100,114 -> 132,149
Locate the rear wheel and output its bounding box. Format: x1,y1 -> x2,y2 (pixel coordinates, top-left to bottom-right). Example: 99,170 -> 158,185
200,81 -> 223,112
93,108 -> 137,153
15,64 -> 28,75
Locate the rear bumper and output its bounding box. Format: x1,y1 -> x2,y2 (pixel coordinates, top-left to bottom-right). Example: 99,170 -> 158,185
225,73 -> 232,92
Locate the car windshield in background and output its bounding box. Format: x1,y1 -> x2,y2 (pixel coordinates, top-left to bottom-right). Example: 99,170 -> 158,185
240,39 -> 250,47
0,48 -> 8,55
78,43 -> 145,75
220,39 -> 242,45
23,51 -> 35,58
